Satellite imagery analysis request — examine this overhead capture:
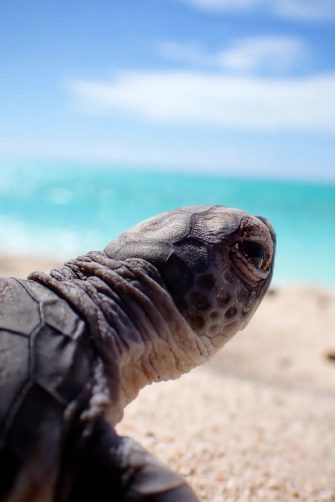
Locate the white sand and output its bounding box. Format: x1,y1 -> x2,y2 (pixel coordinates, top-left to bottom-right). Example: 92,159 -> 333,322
0,253 -> 59,278
118,287 -> 335,501
1,253 -> 335,501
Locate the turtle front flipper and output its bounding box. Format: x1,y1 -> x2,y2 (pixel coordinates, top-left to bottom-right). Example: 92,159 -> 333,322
114,436 -> 199,502
60,418 -> 199,502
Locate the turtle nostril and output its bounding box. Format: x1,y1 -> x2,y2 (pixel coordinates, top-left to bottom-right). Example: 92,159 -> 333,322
238,241 -> 265,269
256,215 -> 269,225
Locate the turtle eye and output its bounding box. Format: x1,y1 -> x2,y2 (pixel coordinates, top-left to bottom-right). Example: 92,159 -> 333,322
238,241 -> 265,269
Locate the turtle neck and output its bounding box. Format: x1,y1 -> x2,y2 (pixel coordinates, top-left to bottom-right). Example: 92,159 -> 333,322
29,252 -> 207,423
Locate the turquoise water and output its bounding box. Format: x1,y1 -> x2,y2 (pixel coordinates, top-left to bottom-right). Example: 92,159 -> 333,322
0,161 -> 334,288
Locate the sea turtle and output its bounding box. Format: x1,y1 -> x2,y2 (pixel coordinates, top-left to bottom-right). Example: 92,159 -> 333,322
0,205 -> 275,501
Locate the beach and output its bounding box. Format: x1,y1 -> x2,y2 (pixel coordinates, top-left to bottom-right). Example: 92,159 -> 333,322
2,253 -> 335,501
2,0 -> 335,498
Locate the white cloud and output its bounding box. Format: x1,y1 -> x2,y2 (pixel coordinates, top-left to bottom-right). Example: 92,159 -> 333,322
183,0 -> 263,12
274,0 -> 335,20
217,36 -> 307,73
159,36 -> 307,74
182,0 -> 260,12
182,0 -> 335,21
70,71 -> 335,132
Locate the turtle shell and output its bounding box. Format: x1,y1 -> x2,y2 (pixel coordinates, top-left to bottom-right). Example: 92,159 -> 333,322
0,277 -> 94,499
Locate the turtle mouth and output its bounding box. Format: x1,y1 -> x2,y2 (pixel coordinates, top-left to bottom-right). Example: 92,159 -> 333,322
230,223 -> 273,283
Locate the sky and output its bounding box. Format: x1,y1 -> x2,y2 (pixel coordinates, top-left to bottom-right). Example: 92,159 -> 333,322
0,0 -> 335,181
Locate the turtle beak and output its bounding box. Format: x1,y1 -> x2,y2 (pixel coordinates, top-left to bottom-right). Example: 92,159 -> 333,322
256,215 -> 276,246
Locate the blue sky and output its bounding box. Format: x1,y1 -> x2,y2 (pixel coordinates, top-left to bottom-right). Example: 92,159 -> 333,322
1,0 -> 335,181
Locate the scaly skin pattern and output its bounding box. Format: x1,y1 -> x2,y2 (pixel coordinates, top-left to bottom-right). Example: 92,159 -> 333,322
0,205 -> 275,501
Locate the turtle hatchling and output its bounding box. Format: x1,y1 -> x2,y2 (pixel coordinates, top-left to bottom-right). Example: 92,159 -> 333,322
0,205 -> 275,501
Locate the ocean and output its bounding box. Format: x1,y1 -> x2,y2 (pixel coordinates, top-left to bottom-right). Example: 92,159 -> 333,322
0,161 -> 334,288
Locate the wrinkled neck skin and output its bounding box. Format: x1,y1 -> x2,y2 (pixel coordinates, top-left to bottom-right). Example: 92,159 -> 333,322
30,252 -> 212,424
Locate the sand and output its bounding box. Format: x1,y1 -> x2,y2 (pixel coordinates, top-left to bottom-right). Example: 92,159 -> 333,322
1,253 -> 335,501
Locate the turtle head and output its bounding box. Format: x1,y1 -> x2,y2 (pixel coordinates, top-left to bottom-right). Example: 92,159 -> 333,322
105,205 -> 275,351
